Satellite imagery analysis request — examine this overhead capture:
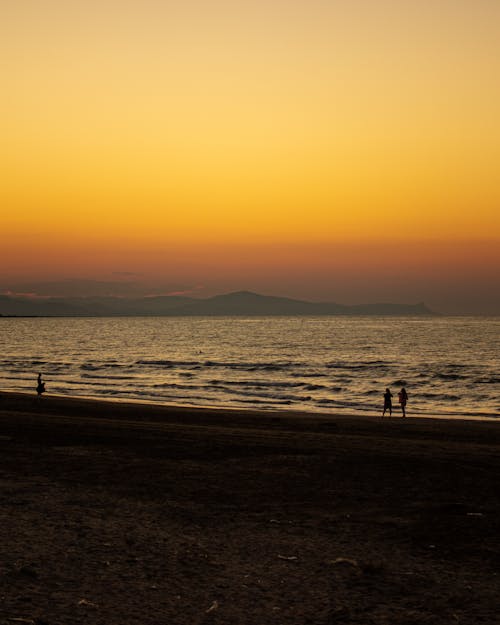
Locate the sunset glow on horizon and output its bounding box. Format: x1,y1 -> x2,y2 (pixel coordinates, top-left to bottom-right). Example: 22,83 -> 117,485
2,0 -> 499,313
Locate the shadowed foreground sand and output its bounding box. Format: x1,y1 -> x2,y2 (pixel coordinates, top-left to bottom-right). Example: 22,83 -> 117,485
0,392 -> 499,625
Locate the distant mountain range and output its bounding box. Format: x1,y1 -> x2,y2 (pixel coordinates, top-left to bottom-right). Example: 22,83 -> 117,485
0,290 -> 435,317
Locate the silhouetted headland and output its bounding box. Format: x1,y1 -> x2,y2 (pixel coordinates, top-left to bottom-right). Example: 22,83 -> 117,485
0,290 -> 436,317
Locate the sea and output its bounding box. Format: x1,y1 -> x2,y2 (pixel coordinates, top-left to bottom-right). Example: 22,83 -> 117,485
0,316 -> 498,419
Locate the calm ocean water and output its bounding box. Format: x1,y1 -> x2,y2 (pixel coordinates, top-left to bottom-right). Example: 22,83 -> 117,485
0,316 -> 498,419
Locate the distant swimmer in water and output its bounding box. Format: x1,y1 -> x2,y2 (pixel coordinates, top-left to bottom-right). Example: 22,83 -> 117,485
36,373 -> 46,397
398,387 -> 408,417
382,388 -> 393,417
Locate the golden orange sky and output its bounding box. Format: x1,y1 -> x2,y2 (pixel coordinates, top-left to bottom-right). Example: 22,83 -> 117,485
1,1 -> 499,312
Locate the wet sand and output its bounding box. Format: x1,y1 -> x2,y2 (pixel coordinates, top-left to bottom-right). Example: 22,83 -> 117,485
0,392 -> 499,624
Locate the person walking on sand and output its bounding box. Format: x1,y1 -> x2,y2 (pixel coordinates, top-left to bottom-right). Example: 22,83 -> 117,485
36,373 -> 46,397
382,388 -> 393,417
398,387 -> 408,417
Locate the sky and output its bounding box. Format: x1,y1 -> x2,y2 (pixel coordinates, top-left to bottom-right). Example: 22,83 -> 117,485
2,0 -> 499,313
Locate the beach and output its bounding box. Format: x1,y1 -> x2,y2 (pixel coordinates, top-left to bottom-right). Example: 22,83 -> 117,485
0,393 -> 499,624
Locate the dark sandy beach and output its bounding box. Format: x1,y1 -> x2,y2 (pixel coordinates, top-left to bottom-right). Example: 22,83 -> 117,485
0,392 -> 499,624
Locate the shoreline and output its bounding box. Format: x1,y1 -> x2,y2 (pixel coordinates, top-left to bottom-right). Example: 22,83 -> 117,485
1,390 -> 498,424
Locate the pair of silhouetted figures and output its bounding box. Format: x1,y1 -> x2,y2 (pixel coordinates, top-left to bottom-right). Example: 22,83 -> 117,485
382,387 -> 408,417
36,373 -> 46,397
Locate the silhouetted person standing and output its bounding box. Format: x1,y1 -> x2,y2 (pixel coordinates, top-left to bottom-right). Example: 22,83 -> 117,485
382,388 -> 393,416
36,373 -> 46,397
398,387 -> 408,417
